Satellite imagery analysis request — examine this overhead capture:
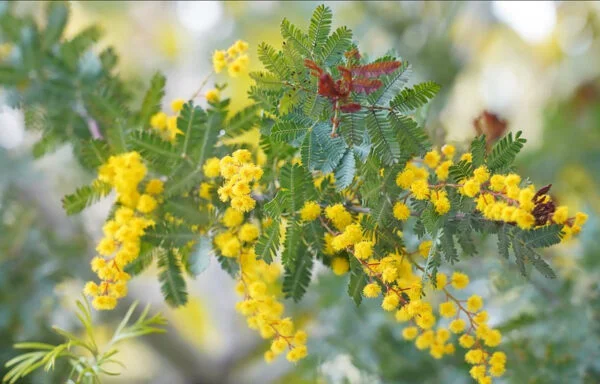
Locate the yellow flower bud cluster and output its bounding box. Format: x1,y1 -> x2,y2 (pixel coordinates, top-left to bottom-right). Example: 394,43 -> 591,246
394,147 -> 587,239
217,149 -> 263,213
86,152 -> 162,310
315,211 -> 505,383
212,40 -> 250,77
235,249 -> 308,363
149,98 -> 186,142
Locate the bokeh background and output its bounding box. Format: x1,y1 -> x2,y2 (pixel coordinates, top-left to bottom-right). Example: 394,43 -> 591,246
1,1 -> 600,383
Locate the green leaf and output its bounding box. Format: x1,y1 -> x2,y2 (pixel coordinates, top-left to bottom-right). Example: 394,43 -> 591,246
520,224 -> 563,248
301,122 -> 347,173
158,250 -> 188,307
249,71 -> 284,90
62,182 -> 111,215
320,26 -> 353,67
470,135 -> 487,167
177,101 -> 208,158
125,243 -> 160,276
391,112 -> 431,158
282,220 -> 302,267
257,42 -> 289,80
138,72 -> 166,126
32,131 -> 63,159
390,81 -> 440,114
440,229 -> 459,264
145,223 -> 198,247
127,130 -> 180,165
279,164 -> 318,215
282,242 -> 312,301
530,252 -> 556,279
281,18 -> 312,58
186,236 -> 211,277
348,257 -> 368,306
43,1 -> 69,48
448,160 -> 473,183
368,59 -> 411,106
271,118 -> 311,144
75,139 -> 110,169
307,4 -> 332,56
225,104 -> 260,138
497,226 -> 511,259
486,130 -> 526,172
511,235 -> 528,276
333,149 -> 356,190
255,222 -> 281,264
366,110 -> 400,165
264,190 -> 290,218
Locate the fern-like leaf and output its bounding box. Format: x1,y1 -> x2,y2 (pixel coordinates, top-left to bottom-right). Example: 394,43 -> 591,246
158,250 -> 188,307
390,81 -> 440,114
62,181 -> 111,215
282,243 -> 313,302
255,222 -> 281,263
486,131 -> 526,172
138,72 -> 166,126
308,4 -> 332,56
320,26 -> 353,67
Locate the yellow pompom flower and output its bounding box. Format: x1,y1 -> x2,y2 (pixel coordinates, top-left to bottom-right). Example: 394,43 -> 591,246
466,295 -> 484,312
331,257 -> 350,275
441,144 -> 455,158
418,240 -> 432,258
325,204 -> 353,231
145,179 -> 164,195
393,201 -> 411,221
354,241 -> 373,260
205,88 -> 220,103
171,98 -> 185,113
239,223 -> 260,242
462,179 -> 480,197
92,295 -> 117,310
402,326 -> 419,340
489,175 -> 505,192
424,150 -> 441,168
222,207 -> 244,228
473,166 -> 490,183
300,201 -> 321,221
410,179 -> 430,200
203,157 -> 221,178
449,318 -> 466,333
435,272 -> 447,289
363,283 -> 381,298
381,292 -> 400,311
150,112 -> 168,130
460,153 -> 472,162
439,301 -> 457,318
459,334 -> 475,348
136,194 -> 157,213
451,272 -> 469,289
552,206 -> 569,224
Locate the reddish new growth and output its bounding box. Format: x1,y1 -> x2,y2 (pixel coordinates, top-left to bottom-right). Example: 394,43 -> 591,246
304,49 -> 401,136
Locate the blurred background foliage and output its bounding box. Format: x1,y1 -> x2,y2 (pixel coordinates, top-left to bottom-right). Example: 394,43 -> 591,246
1,1 -> 599,383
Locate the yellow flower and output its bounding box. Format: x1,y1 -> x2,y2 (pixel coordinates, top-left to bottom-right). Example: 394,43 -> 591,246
381,293 -> 400,311
325,204 -> 353,231
462,179 -> 480,197
222,207 -> 244,228
239,223 -> 259,242
451,272 -> 469,290
423,150 -> 441,168
363,283 -> 381,298
552,206 -> 569,224
145,179 -> 164,195
205,88 -> 220,103
418,240 -> 432,258
203,157 -> 221,178
300,201 -> 321,221
150,112 -> 168,130
136,194 -> 158,213
466,295 -> 483,312
449,318 -> 466,333
574,212 -> 588,226
402,326 -> 419,340
439,301 -> 457,318
460,153 -> 472,162
504,173 -> 521,187
331,257 -> 349,275
435,160 -> 452,181
489,175 -> 505,192
441,144 -> 455,158
393,201 -> 411,221
410,179 -> 430,200
465,349 -> 485,364
171,98 -> 185,113
459,334 -> 475,348
435,272 -> 447,289
92,295 -> 117,310
83,281 -> 100,296
286,345 -> 307,362
354,241 -> 373,260
473,166 -> 490,183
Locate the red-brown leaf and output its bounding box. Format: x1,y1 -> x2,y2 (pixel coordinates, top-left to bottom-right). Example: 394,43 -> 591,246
318,73 -> 341,99
340,103 -> 362,113
304,59 -> 323,77
352,78 -> 383,94
351,61 -> 401,78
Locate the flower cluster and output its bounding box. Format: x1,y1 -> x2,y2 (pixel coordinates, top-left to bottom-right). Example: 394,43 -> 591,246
396,145 -> 588,238
149,98 -> 186,142
84,152 -> 161,310
215,149 -> 263,213
213,158 -> 308,363
212,40 -> 250,77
